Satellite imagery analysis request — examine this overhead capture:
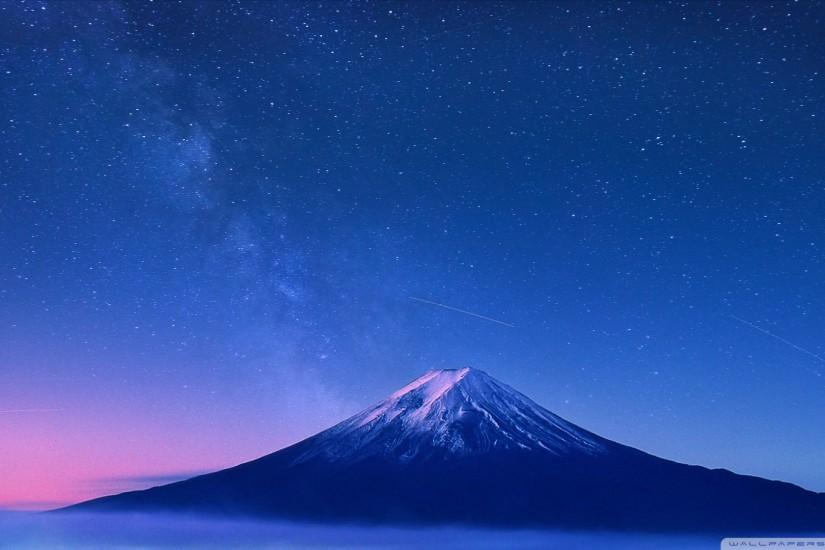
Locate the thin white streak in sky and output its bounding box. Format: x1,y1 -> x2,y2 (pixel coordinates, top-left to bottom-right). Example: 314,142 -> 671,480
0,408 -> 62,414
409,296 -> 515,328
730,315 -> 824,376
410,20 -> 487,45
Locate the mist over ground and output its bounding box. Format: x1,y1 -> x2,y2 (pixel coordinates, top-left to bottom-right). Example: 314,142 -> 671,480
0,511 -> 715,549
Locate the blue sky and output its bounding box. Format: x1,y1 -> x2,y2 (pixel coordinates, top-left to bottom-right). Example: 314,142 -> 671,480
1,1 -> 824,508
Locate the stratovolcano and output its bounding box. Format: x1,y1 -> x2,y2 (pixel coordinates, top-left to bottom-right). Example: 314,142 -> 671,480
67,368 -> 825,534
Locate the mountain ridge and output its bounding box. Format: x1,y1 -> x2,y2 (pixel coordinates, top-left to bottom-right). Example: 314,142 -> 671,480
65,367 -> 825,535
291,367 -> 610,465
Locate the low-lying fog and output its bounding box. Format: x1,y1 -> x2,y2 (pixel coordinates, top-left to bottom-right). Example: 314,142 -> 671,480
0,511 -> 715,548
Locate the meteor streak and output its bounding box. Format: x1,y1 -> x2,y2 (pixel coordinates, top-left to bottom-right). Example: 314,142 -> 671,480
0,408 -> 62,414
730,315 -> 824,376
409,296 -> 515,328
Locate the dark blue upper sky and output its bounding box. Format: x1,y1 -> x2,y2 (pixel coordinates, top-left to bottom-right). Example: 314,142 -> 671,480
1,1 -> 824,507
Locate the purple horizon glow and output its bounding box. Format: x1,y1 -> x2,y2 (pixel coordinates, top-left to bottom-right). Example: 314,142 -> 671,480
0,351 -> 360,510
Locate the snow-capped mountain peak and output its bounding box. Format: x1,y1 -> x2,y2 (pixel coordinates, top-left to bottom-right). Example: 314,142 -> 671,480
360,367 -> 473,426
388,367 -> 471,401
74,368 -> 825,534
292,367 -> 608,464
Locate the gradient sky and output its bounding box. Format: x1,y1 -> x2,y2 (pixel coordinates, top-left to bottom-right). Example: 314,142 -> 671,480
2,1 -> 824,510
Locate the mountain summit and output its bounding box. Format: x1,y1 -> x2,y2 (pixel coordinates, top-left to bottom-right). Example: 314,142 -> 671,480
69,368 -> 825,534
296,368 -> 606,464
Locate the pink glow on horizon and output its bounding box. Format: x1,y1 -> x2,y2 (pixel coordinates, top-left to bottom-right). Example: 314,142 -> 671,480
3,412 -> 215,510
0,389 -> 331,511
0,345 -> 359,511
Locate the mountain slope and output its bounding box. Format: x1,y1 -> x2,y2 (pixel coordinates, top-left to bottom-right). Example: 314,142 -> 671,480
67,368 -> 825,534
293,367 -> 608,464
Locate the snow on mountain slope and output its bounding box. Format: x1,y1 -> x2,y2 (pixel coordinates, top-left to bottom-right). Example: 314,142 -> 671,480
292,367 -> 608,464
68,366 -> 825,534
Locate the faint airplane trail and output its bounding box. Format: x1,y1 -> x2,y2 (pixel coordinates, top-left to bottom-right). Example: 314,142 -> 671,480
730,315 -> 824,376
409,296 -> 515,328
410,20 -> 488,45
0,408 -> 62,414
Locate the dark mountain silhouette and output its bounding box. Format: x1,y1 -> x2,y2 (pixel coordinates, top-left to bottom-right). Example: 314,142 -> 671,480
66,368 -> 825,534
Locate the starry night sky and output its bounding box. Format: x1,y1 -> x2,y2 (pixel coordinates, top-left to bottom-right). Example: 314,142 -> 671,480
1,1 -> 824,510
